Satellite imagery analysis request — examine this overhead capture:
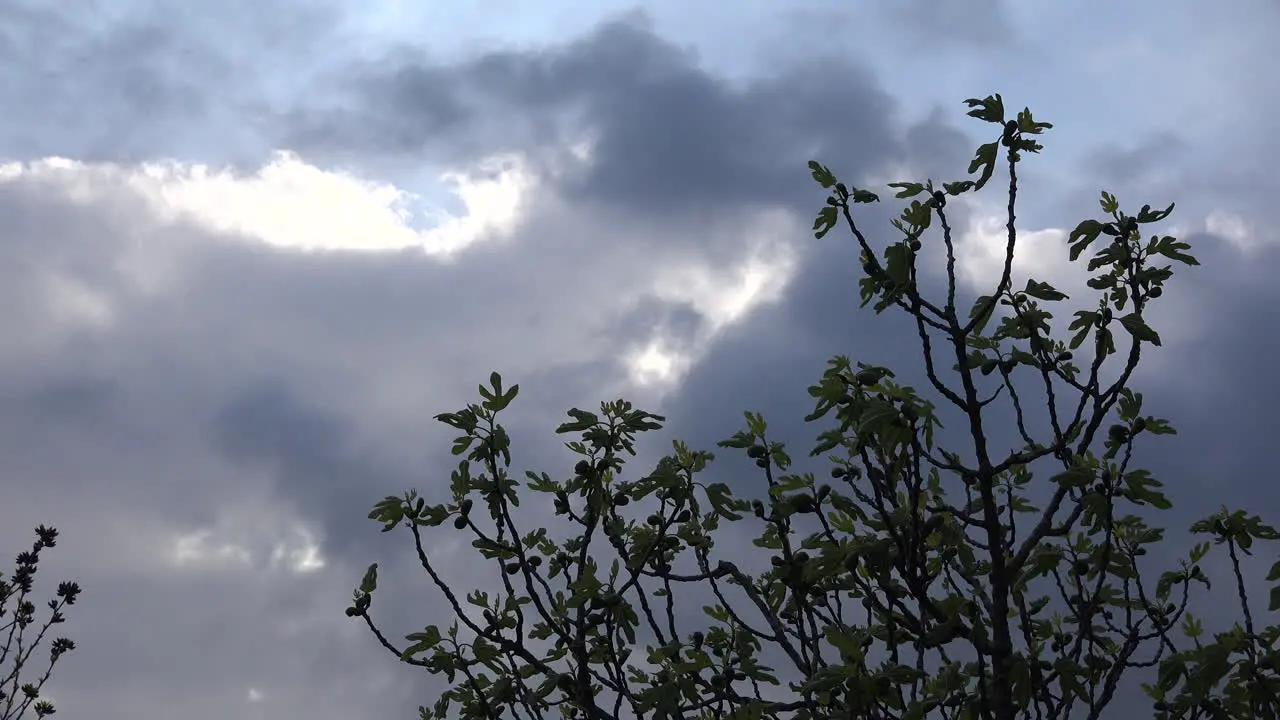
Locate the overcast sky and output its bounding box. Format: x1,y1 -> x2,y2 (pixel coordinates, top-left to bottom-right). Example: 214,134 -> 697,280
2,2 -> 1278,718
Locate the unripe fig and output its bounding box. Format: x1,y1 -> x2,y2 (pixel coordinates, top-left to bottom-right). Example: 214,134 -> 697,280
459,498 -> 473,515
923,515 -> 944,536
574,460 -> 591,476
754,458 -> 769,469
910,239 -> 922,252
747,446 -> 767,459
1149,286 -> 1163,298
453,515 -> 468,530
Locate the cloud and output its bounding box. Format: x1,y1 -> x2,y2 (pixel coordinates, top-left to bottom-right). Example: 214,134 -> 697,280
2,4 -> 1279,719
285,14 -> 901,223
0,15 -> 904,710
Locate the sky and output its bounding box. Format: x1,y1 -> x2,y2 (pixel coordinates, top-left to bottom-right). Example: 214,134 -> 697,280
1,1 -> 1278,718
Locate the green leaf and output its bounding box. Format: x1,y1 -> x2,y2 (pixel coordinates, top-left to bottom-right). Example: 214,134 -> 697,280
705,483 -> 742,521
360,563 -> 378,594
1068,219 -> 1105,261
1050,466 -> 1093,489
1118,313 -> 1162,346
368,496 -> 405,532
888,182 -> 925,199
808,160 -> 837,188
1136,202 -> 1175,224
472,538 -> 513,560
967,142 -> 999,191
1099,191 -> 1118,214
488,383 -> 520,412
858,400 -> 901,436
401,625 -> 443,661
1023,278 -> 1068,302
451,436 -> 474,456
968,295 -> 997,335
813,205 -> 838,239
964,94 -> 1005,124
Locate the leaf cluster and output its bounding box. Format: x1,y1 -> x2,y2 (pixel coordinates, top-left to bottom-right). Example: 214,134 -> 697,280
0,526 -> 81,720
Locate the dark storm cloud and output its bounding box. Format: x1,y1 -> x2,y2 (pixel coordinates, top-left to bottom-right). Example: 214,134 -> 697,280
287,14 -> 902,217
211,379 -> 414,562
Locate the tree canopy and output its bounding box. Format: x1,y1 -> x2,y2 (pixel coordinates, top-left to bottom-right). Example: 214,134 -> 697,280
348,95 -> 1280,720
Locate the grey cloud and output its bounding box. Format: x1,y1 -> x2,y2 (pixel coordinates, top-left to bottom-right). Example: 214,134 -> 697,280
0,0 -> 339,167
4,4 -> 1276,720
210,380 -> 411,564
883,0 -> 1016,50
287,14 -> 902,218
15,376 -> 117,425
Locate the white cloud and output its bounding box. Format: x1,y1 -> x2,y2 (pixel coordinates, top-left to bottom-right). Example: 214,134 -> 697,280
0,151 -> 535,256
953,204 -> 1075,292
1205,210 -> 1258,253
166,495 -> 328,575
171,529 -> 254,570
627,209 -> 801,392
